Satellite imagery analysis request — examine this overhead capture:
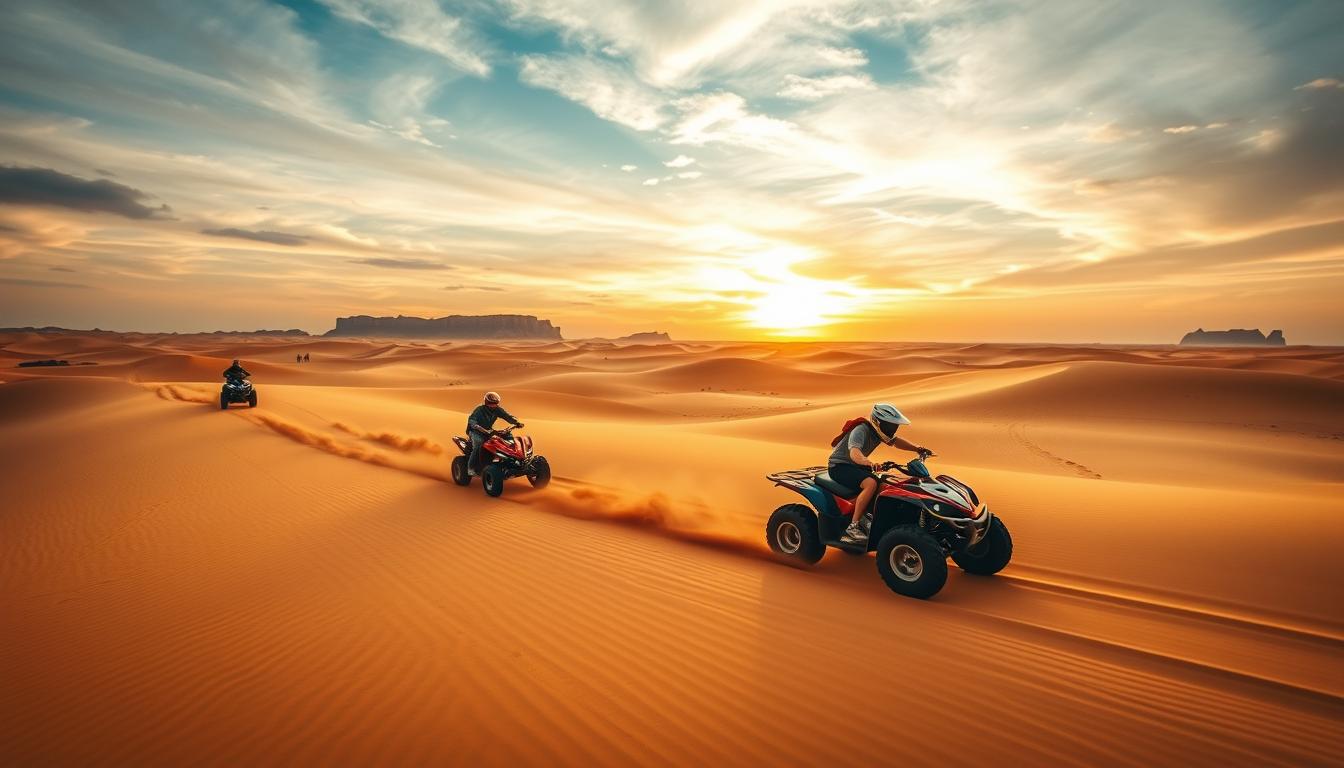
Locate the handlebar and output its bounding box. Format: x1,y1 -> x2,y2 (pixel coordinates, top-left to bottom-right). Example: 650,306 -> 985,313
874,451 -> 937,478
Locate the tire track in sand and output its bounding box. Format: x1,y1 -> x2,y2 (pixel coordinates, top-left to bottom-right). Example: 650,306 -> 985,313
1009,422 -> 1102,478
148,383 -> 761,557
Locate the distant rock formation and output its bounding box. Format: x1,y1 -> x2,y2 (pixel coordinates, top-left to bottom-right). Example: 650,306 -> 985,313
1179,328 -> 1287,346
0,326 -> 309,337
325,314 -> 562,340
618,331 -> 672,343
15,359 -> 96,367
203,329 -> 309,336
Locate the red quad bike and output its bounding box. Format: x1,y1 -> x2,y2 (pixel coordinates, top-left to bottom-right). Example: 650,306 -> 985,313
450,426 -> 551,497
764,452 -> 1012,599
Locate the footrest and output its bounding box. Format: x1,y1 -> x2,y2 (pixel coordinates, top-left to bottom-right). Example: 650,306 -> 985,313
829,539 -> 868,554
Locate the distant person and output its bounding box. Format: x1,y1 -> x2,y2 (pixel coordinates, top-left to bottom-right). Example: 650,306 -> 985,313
465,391 -> 523,476
828,403 -> 933,545
303,352 -> 310,363
296,353 -> 302,364
223,358 -> 251,382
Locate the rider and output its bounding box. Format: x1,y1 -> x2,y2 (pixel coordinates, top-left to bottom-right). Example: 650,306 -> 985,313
829,403 -> 932,545
465,391 -> 523,476
222,359 -> 250,382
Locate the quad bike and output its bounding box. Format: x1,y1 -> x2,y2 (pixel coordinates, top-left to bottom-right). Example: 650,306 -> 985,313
764,452 -> 1012,599
450,426 -> 551,497
220,377 -> 257,409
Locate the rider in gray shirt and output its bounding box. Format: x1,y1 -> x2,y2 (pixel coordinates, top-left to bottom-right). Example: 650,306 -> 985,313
828,404 -> 932,544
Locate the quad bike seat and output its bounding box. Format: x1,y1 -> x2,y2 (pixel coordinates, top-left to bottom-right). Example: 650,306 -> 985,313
814,471 -> 860,500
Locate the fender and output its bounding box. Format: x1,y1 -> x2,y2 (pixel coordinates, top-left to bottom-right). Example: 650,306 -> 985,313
793,483 -> 840,517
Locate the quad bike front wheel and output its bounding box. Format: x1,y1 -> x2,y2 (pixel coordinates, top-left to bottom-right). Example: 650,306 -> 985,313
765,504 -> 825,566
450,456 -> 471,486
875,525 -> 948,599
481,464 -> 507,497
951,517 -> 1013,576
247,392 -> 257,408
528,456 -> 551,488
219,393 -> 228,410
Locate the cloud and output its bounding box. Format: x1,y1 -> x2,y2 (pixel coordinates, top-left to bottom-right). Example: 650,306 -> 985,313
1163,125 -> 1199,134
987,219 -> 1344,290
0,277 -> 89,289
201,227 -> 308,246
777,72 -> 875,101
518,54 -> 665,130
505,0 -> 865,92
0,166 -> 171,219
367,73 -> 452,147
1295,77 -> 1343,90
669,92 -> 802,150
642,178 -> 660,186
352,257 -> 451,270
677,171 -> 703,179
814,46 -> 868,68
620,164 -> 638,171
443,284 -> 504,291
49,266 -> 76,272
664,155 -> 696,168
318,0 -> 489,76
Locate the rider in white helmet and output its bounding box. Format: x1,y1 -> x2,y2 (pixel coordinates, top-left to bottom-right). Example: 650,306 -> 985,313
827,403 -> 932,545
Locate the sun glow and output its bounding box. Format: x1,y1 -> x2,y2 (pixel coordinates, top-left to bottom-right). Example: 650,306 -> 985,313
696,242 -> 865,336
746,282 -> 856,335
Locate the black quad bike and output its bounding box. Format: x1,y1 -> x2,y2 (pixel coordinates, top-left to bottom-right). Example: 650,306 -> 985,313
450,426 -> 551,497
220,377 -> 257,409
764,452 -> 1012,599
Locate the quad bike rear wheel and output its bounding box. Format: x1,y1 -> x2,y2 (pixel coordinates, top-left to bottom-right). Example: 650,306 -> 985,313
481,464 -> 506,497
219,393 -> 228,410
528,456 -> 551,488
247,392 -> 257,408
450,455 -> 471,486
875,525 -> 948,599
951,517 -> 1013,576
765,504 -> 825,566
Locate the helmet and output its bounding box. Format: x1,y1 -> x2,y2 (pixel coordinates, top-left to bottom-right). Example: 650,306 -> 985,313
484,391 -> 501,405
232,359 -> 239,365
870,403 -> 910,440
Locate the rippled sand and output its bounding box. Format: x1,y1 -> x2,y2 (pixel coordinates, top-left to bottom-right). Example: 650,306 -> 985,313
3,331 -> 1342,766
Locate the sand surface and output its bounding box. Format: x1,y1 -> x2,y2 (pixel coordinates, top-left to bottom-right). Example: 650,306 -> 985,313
2,332 -> 1343,766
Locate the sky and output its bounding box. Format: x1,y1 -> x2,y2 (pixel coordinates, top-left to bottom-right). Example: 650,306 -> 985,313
0,0 -> 1341,342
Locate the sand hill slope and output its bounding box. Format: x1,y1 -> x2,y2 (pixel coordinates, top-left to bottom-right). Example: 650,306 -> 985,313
2,333 -> 1342,766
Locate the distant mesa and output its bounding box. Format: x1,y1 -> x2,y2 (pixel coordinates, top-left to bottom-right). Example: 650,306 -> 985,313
617,331 -> 672,343
1179,328 -> 1286,346
0,326 -> 309,337
16,359 -> 96,367
325,314 -> 562,340
199,329 -> 309,337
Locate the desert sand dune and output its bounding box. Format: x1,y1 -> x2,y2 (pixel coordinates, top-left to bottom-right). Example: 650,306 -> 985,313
3,331 -> 1342,766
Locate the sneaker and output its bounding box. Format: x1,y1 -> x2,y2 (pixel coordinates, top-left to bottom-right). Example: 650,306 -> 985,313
840,523 -> 868,545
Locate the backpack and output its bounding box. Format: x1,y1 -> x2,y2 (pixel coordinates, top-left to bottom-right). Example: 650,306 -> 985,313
830,417 -> 870,447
